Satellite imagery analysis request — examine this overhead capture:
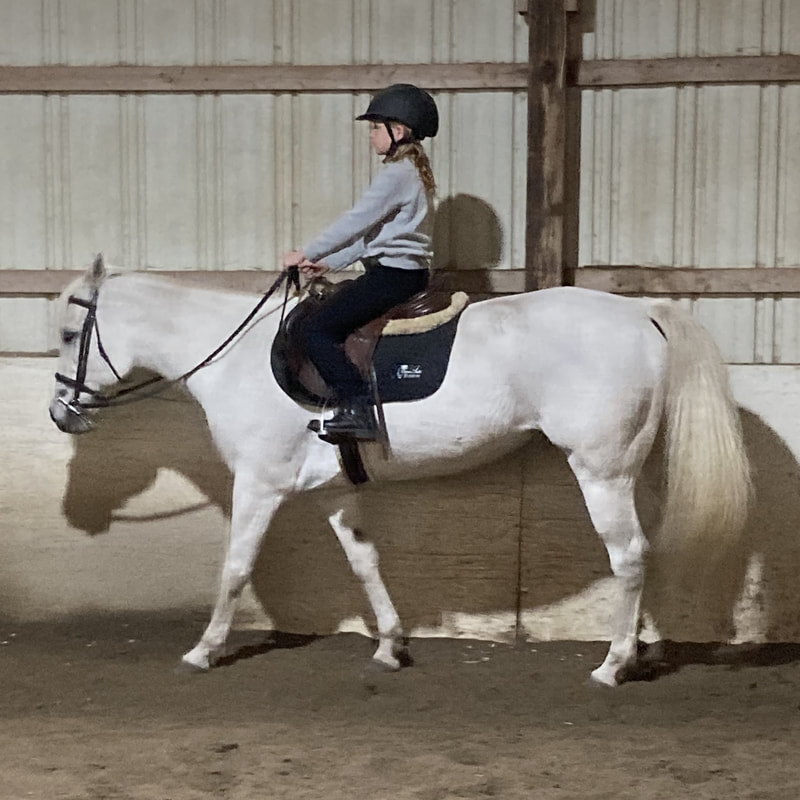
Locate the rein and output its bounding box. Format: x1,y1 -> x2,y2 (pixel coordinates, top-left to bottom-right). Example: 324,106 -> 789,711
55,267 -> 301,417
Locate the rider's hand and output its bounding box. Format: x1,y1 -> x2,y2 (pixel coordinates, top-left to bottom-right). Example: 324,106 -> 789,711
282,249 -> 306,270
300,260 -> 328,277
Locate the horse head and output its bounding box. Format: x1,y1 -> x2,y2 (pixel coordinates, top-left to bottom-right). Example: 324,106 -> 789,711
49,254 -> 128,434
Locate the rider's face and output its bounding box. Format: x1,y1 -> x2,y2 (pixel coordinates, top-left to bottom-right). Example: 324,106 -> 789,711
369,121 -> 406,155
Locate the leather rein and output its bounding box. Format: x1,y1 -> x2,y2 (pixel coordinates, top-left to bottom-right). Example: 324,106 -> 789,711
54,267 -> 301,424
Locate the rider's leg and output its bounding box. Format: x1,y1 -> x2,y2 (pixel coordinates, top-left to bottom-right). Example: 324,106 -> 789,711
302,264 -> 427,441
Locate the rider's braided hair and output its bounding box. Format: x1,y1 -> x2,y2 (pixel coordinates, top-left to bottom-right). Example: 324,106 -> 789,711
384,134 -> 436,194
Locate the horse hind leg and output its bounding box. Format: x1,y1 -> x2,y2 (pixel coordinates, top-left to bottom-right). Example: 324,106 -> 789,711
571,466 -> 648,687
327,507 -> 405,670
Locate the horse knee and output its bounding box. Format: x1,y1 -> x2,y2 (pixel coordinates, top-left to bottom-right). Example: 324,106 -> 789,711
606,538 -> 648,581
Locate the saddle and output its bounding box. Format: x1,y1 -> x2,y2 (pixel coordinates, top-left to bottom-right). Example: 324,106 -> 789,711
270,276 -> 469,408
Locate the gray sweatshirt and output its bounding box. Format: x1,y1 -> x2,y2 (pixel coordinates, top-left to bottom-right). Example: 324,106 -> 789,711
303,158 -> 432,272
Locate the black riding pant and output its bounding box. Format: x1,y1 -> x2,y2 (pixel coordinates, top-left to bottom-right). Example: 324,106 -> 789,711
302,261 -> 428,403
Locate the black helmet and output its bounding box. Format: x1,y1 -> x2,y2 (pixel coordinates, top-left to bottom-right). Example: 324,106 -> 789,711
356,83 -> 439,140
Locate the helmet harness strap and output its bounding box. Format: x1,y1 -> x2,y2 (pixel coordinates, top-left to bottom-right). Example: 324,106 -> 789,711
383,121 -> 411,157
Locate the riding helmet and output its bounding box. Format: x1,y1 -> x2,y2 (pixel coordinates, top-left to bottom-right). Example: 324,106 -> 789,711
356,84 -> 439,140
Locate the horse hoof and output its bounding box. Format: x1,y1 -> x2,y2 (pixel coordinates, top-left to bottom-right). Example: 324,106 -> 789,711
589,666 -> 620,687
175,657 -> 210,675
368,655 -> 401,673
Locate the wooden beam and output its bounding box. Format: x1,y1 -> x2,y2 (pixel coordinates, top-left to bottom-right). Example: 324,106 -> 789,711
525,0 -> 567,290
0,268 -> 528,298
517,0 -> 579,14
575,266 -> 800,295
0,63 -> 529,94
562,9 -> 583,290
447,267 -> 800,296
436,269 -> 527,295
5,267 -> 800,298
2,55 -> 798,95
574,55 -> 800,88
0,269 -> 297,296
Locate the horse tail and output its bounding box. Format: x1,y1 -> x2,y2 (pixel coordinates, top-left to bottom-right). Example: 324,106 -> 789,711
647,302 -> 752,558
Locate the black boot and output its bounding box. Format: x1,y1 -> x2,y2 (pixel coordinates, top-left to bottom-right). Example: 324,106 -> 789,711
308,400 -> 378,443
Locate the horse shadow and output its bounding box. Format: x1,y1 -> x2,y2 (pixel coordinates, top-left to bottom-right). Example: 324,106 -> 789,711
59,393 -> 589,639
60,382 -> 232,535
623,640 -> 800,683
58,383 -> 800,677
215,630 -> 319,668
631,408 -> 800,677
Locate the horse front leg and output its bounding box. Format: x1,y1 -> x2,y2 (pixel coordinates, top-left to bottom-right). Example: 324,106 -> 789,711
327,506 -> 405,670
181,474 -> 285,672
572,468 -> 648,687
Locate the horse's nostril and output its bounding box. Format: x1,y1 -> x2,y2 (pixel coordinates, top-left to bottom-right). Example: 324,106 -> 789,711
57,388 -> 68,398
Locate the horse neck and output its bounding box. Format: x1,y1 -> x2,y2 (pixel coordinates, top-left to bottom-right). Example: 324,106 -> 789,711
98,275 -> 286,379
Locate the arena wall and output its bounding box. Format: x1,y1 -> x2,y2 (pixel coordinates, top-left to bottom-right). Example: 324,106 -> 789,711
5,356 -> 800,648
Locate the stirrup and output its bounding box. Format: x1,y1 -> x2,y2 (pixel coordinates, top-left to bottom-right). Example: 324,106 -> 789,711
307,402 -> 333,435
318,427 -> 377,444
309,403 -> 378,443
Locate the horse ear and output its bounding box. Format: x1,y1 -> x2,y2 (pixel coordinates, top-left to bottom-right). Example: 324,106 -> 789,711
89,253 -> 106,287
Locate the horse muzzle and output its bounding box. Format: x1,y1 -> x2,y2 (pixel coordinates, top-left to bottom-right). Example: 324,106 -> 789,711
49,395 -> 96,434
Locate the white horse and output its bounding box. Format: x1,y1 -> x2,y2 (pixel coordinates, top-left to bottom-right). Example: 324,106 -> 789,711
49,255 -> 751,687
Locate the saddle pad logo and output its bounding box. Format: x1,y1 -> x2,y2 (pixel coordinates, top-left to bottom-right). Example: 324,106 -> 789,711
395,364 -> 422,380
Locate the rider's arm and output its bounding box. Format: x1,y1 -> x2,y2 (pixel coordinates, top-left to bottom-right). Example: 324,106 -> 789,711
302,163 -> 406,270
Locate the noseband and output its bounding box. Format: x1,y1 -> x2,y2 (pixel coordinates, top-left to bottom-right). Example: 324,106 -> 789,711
54,267 -> 300,428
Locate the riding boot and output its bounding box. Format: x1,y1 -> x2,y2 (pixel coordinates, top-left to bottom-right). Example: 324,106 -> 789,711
308,399 -> 378,443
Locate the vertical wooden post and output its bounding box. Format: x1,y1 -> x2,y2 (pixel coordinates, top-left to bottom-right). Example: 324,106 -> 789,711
525,0 -> 567,290
562,5 -> 583,288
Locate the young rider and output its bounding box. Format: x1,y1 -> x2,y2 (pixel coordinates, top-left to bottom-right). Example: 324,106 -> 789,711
282,83 -> 438,444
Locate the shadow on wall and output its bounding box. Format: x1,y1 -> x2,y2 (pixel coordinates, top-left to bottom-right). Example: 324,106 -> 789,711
641,408 -> 800,644
744,407 -> 800,641
60,380 -> 800,644
432,193 -> 504,293
61,386 -> 232,536
61,388 -> 534,635
60,392 -> 598,636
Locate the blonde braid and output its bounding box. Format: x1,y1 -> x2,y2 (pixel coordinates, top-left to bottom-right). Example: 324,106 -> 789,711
385,140 -> 436,194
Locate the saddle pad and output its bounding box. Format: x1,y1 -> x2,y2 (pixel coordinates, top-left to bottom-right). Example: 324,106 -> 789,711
370,316 -> 461,402
270,297 -> 465,407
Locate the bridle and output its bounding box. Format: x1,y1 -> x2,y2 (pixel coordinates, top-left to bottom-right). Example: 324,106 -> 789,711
54,267 -> 301,429
55,287 -> 121,415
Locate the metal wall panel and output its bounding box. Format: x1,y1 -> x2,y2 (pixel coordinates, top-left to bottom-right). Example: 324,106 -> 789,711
580,0 -> 800,364
2,0 -> 796,362
0,0 -> 527,353
0,97 -> 48,267
0,0 -> 44,65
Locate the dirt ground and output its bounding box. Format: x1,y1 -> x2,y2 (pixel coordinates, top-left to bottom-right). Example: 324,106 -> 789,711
2,612 -> 800,800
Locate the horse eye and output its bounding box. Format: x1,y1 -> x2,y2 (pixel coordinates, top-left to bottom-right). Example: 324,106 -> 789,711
62,329 -> 78,345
